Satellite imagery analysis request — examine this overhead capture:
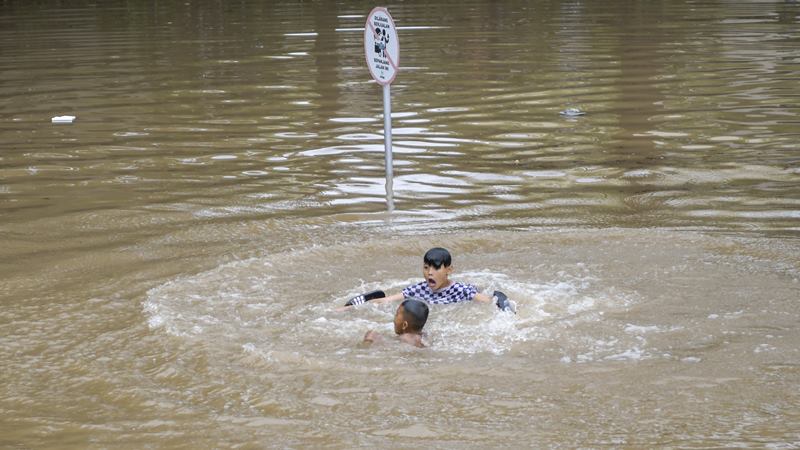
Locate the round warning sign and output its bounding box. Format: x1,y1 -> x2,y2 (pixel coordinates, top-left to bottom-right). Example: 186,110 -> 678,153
364,7 -> 399,85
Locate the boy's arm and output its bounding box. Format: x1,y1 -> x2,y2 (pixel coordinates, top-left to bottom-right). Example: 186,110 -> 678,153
370,292 -> 404,304
473,292 -> 493,303
336,292 -> 404,312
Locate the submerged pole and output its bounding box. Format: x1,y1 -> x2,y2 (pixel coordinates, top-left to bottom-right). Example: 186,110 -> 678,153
383,83 -> 394,212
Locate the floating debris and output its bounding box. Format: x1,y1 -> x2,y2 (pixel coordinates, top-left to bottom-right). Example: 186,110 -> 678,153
559,108 -> 585,117
51,115 -> 76,124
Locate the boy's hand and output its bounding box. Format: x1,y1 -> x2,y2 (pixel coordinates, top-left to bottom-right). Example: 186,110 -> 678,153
337,291 -> 401,312
363,330 -> 383,344
343,290 -> 386,306
493,290 -> 517,314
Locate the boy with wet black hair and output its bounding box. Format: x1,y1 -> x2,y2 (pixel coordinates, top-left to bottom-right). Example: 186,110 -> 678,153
363,298 -> 429,348
343,247 -> 516,313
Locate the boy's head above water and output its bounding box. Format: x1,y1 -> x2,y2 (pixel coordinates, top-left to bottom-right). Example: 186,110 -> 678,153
423,247 -> 454,291
423,247 -> 451,269
394,298 -> 429,335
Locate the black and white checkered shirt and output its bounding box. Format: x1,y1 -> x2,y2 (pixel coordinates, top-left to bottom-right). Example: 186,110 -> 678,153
401,281 -> 478,305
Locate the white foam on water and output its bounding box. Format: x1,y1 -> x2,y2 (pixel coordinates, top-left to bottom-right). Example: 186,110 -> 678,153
143,258 -> 281,338
604,347 -> 647,361
142,249 -> 642,360
320,269 -> 629,355
624,324 -> 662,334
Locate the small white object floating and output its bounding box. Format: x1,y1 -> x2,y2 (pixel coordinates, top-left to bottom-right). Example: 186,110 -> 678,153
51,115 -> 76,124
559,108 -> 585,117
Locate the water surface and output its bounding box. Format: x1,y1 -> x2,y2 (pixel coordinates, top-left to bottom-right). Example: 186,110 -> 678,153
1,1 -> 799,448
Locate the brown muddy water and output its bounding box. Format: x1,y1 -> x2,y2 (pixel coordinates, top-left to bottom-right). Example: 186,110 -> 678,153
1,1 -> 799,448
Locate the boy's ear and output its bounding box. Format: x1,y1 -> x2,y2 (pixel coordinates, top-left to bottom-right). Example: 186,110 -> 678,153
402,320 -> 408,331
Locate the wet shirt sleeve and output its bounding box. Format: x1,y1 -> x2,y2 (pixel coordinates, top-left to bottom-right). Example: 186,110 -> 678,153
402,281 -> 427,299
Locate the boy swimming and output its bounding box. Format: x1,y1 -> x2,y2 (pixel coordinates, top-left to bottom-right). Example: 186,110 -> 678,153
362,298 -> 429,348
342,247 -> 516,313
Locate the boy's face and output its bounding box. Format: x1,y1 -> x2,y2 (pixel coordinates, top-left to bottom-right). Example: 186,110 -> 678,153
423,263 -> 453,291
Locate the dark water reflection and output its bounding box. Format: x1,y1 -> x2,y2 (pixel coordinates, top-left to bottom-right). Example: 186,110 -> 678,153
2,0 -> 798,233
2,1 -> 800,448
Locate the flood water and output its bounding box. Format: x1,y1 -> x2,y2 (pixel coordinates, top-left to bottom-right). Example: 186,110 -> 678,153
2,0 -> 800,448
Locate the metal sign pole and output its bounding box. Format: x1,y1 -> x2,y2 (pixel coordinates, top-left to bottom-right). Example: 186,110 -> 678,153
383,83 -> 394,211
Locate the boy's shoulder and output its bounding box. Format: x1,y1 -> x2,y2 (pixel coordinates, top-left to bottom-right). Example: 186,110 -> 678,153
399,332 -> 425,348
